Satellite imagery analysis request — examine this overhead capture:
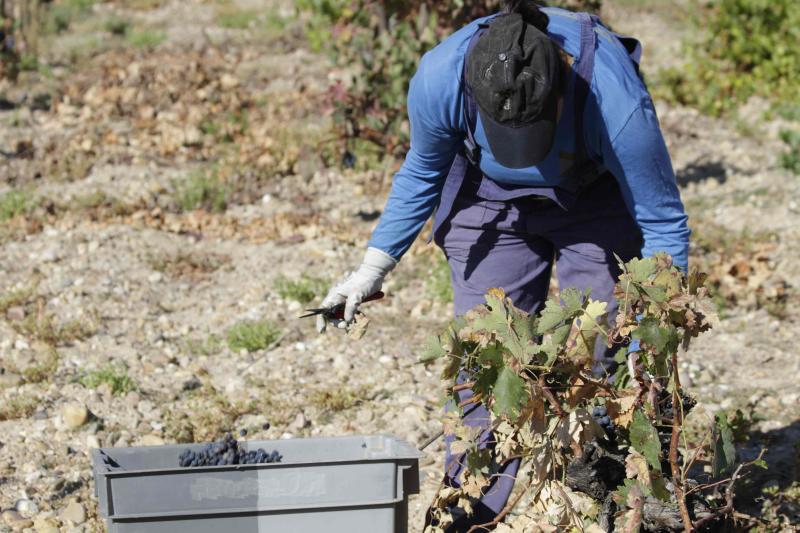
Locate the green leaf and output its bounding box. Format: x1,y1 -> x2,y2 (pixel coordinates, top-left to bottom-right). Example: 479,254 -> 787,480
478,342 -> 504,365
420,335 -> 446,363
713,412 -> 737,477
536,298 -> 568,334
630,409 -> 662,472
562,287 -> 585,314
632,317 -> 679,354
473,366 -> 499,398
651,473 -> 671,501
492,367 -> 527,419
626,257 -> 658,283
753,458 -> 768,470
640,284 -> 668,303
473,291 -> 510,334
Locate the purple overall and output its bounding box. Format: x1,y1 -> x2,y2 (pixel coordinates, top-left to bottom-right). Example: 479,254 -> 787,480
427,14 -> 643,532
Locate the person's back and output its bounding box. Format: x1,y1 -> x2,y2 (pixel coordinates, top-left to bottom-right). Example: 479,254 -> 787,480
316,3 -> 690,530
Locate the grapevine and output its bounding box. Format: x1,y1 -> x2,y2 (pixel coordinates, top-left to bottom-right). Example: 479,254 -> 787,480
421,254 -> 759,532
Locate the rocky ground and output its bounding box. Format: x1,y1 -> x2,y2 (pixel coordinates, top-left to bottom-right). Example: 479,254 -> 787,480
0,1 -> 798,532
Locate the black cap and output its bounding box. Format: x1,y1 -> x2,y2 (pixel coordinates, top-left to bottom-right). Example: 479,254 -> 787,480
466,14 -> 562,169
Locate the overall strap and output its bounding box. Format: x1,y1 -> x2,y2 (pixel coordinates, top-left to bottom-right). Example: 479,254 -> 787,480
573,12 -> 597,166
462,22 -> 490,166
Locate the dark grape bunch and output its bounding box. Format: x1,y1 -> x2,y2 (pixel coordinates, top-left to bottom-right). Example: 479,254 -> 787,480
178,432 -> 282,467
592,405 -> 616,438
660,390 -> 697,420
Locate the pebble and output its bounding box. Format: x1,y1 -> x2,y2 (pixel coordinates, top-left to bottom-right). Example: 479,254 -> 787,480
288,412 -> 309,431
182,376 -> 202,391
2,510 -> 32,529
62,403 -> 90,429
139,435 -> 165,446
59,500 -> 86,525
0,371 -> 23,388
86,435 -> 101,449
15,499 -> 39,517
5,306 -> 25,321
33,516 -> 60,533
125,391 -> 141,408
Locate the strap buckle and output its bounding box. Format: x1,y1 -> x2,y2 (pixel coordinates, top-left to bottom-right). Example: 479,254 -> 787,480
463,138 -> 481,166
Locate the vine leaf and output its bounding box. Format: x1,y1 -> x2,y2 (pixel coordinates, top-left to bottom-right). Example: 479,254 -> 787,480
630,409 -> 662,472
606,392 -> 637,428
492,367 -> 527,419
420,334 -> 446,363
536,288 -> 585,334
626,257 -> 658,282
473,288 -> 511,334
713,412 -> 737,477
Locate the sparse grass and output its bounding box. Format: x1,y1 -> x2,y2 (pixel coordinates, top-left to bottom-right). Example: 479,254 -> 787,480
127,28 -> 166,49
147,251 -> 230,281
164,386 -> 258,443
426,252 -> 453,304
0,285 -> 36,314
174,171 -> 229,213
43,0 -> 96,34
0,190 -> 35,222
199,119 -> 221,137
14,313 -> 96,347
0,394 -> 40,421
689,217 -> 775,257
274,274 -> 327,305
79,365 -> 137,395
217,7 -> 258,30
308,384 -> 373,412
227,320 -> 281,352
182,333 -> 224,357
104,17 -> 131,36
126,0 -> 166,9
22,349 -> 60,385
779,129 -> 800,175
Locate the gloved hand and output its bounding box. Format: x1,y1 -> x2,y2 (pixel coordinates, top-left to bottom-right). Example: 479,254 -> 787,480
316,247 -> 397,333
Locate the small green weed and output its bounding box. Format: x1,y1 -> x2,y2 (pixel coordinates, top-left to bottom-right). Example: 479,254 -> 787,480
227,320 -> 281,352
14,314 -> 96,347
79,365 -> 137,395
164,386 -> 258,443
22,349 -> 60,385
175,171 -> 228,213
0,285 -> 36,314
0,190 -> 34,222
274,274 -> 327,305
426,253 -> 453,304
104,17 -> 131,36
43,0 -> 96,34
183,333 -> 224,357
217,7 -> 257,29
0,394 -> 40,421
127,29 -> 166,49
147,251 -> 230,281
779,129 -> 800,175
308,384 -> 373,412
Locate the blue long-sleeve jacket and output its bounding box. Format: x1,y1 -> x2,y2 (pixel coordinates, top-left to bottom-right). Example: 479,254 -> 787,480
367,8 -> 690,270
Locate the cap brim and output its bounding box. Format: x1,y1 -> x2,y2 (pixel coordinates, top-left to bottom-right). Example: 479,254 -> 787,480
478,101 -> 558,169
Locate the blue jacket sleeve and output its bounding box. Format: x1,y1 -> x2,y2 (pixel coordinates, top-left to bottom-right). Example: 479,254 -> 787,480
366,59 -> 463,260
600,98 -> 691,271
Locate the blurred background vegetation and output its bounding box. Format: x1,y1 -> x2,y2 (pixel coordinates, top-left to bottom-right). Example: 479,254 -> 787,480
0,0 -> 797,170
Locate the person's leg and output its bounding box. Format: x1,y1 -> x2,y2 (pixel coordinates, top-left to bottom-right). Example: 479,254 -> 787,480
433,191 -> 554,530
544,177 -> 643,376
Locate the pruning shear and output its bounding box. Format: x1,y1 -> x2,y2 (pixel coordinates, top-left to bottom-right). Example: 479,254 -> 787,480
299,291 -> 385,321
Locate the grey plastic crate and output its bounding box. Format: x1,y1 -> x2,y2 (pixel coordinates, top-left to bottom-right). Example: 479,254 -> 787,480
91,434 -> 422,533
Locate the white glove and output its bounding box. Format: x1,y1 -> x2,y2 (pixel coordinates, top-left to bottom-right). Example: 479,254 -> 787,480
317,247 -> 397,333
